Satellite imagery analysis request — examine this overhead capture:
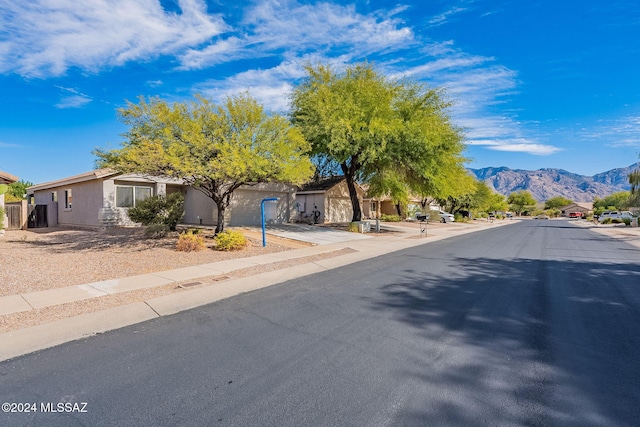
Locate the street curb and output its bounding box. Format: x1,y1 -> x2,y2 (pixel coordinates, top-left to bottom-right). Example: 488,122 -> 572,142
0,303 -> 158,362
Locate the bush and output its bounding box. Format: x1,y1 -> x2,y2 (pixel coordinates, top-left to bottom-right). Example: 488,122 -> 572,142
215,230 -> 246,251
348,222 -> 359,232
600,217 -> 612,224
380,214 -> 401,222
176,230 -> 206,252
144,224 -> 169,239
128,193 -> 184,231
0,206 -> 5,230
623,218 -> 631,226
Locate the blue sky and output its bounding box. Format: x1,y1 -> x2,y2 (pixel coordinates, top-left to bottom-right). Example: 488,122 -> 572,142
1,0 -> 639,184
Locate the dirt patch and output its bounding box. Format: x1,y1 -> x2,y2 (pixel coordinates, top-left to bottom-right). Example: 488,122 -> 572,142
0,227 -> 302,297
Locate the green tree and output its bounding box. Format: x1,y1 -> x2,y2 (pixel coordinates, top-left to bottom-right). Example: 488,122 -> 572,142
507,190 -> 537,216
4,180 -> 33,202
96,93 -> 314,233
544,196 -> 573,210
593,191 -> 631,214
128,192 -> 184,231
291,63 -> 468,221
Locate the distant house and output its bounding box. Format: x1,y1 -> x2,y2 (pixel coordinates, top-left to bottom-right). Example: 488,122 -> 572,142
296,176 -> 365,223
559,202 -> 593,217
27,169 -> 298,229
0,171 -> 18,231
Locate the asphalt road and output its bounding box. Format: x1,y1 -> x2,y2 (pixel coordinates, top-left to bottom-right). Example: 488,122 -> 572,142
2,219 -> 640,426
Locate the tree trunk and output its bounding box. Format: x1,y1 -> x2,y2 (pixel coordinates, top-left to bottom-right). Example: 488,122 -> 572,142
395,203 -> 403,218
341,162 -> 362,222
215,201 -> 226,234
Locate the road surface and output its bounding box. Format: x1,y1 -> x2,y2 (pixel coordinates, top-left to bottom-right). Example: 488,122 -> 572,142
2,219 -> 640,426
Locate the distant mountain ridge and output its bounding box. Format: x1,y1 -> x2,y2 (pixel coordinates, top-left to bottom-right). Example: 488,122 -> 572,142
468,163 -> 640,202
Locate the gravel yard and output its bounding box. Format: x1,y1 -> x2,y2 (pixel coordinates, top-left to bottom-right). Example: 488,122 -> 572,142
0,226 -> 304,297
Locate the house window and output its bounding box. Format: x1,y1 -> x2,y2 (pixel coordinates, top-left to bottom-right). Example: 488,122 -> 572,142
64,189 -> 72,209
116,185 -> 152,208
51,192 -> 57,202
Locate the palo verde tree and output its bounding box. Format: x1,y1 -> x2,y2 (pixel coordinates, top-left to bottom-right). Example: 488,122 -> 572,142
507,190 -> 537,216
291,63 -> 468,221
96,93 -> 314,233
544,196 -> 573,210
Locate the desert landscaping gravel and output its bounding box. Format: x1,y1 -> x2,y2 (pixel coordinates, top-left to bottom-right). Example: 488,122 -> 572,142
0,227 -> 302,297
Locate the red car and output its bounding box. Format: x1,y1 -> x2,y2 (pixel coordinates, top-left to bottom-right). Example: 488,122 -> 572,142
569,212 -> 583,218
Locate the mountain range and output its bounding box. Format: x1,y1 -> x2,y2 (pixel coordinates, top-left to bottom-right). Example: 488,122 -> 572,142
468,163 -> 640,203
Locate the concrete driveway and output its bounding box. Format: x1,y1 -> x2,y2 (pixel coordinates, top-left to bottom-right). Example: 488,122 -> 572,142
265,223 -> 372,245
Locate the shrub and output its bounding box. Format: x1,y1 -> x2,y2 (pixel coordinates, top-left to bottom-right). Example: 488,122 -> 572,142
144,224 -> 169,239
600,217 -> 612,224
348,222 -> 359,232
380,214 -> 401,222
0,206 -> 5,230
176,230 -> 206,252
215,230 -> 246,251
128,193 -> 184,231
623,218 -> 631,226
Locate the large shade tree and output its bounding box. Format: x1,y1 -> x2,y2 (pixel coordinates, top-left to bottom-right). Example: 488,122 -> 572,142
96,93 -> 314,233
291,63 -> 468,222
507,190 -> 537,216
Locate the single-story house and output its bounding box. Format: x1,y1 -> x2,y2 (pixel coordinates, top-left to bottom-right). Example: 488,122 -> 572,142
26,169 -> 298,229
0,170 -> 19,231
559,202 -> 593,217
295,176 -> 365,223
361,184 -> 441,219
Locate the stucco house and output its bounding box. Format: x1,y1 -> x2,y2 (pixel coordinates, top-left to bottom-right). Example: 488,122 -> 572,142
26,169 -> 298,229
559,202 -> 593,217
295,176 -> 365,223
0,170 -> 19,231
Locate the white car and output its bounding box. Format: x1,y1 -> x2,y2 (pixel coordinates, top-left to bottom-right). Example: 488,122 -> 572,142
599,211 -> 636,220
415,210 -> 455,223
438,210 -> 455,223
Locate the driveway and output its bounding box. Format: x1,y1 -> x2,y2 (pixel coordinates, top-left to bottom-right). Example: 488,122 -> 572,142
265,223 -> 373,245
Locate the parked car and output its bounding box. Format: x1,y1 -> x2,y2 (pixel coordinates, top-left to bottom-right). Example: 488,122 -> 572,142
438,210 -> 455,223
415,210 -> 455,223
598,211 -> 637,221
533,214 -> 550,220
569,212 -> 583,218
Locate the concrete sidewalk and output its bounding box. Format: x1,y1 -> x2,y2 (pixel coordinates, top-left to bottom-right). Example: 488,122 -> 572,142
0,220 -> 515,362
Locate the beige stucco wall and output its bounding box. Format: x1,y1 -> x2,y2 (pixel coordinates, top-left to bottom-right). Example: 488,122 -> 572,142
183,182 -> 296,227
326,182 -> 362,223
34,180 -> 103,227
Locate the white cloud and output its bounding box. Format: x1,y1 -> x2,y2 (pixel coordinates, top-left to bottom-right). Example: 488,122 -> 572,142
53,85 -> 92,108
428,7 -> 468,26
0,0 -> 226,77
468,138 -> 562,155
177,0 -> 414,71
55,95 -> 92,109
0,141 -> 22,148
580,115 -> 640,147
145,80 -> 164,87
